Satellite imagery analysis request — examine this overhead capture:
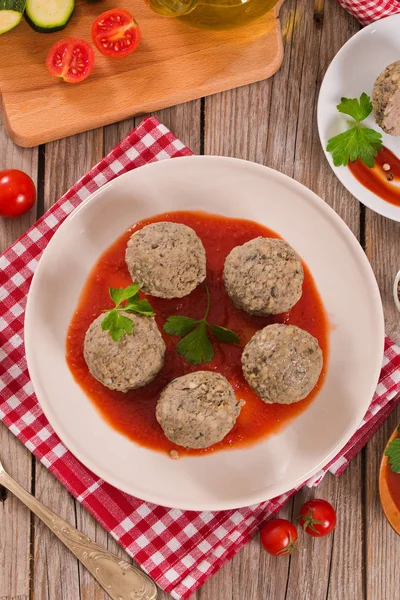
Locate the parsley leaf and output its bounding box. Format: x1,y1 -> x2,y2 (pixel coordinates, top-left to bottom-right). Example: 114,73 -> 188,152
326,93 -> 383,168
109,283 -> 140,307
101,310 -> 134,341
209,324 -> 240,344
163,316 -> 199,336
125,297 -> 156,316
337,93 -> 373,122
102,283 -> 155,340
326,127 -> 383,168
163,285 -> 240,364
177,322 -> 214,365
385,428 -> 400,474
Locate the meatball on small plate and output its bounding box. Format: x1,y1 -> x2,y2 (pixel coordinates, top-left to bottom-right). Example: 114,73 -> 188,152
25,155 -> 383,510
318,14 -> 400,222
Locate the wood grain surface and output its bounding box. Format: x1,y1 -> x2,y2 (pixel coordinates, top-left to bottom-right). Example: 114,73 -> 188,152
1,0 -> 400,599
0,0 -> 283,148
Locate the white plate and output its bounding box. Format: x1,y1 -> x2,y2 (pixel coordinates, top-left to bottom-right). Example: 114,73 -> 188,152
25,156 -> 384,511
318,14 -> 400,222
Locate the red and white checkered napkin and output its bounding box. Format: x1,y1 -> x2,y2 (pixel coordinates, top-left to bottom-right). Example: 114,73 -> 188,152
337,0 -> 400,25
1,117 -> 400,599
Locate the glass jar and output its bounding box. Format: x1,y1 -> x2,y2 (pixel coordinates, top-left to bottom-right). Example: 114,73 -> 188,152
145,0 -> 279,30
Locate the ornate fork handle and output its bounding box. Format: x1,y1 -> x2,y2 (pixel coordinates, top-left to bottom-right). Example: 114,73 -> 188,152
0,469 -> 157,600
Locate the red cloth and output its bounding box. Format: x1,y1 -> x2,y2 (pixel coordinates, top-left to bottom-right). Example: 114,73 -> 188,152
1,117 -> 399,599
338,0 -> 400,25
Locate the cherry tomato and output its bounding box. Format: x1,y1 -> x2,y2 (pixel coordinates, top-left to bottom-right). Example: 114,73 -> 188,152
0,170 -> 36,218
46,38 -> 95,83
260,519 -> 298,556
298,499 -> 336,537
91,9 -> 141,58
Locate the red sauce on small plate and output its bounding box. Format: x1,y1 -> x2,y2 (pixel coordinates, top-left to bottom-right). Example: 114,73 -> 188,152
66,211 -> 329,456
386,431 -> 400,513
348,146 -> 400,207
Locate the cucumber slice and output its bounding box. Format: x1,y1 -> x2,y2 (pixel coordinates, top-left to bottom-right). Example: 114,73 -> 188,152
26,0 -> 74,32
0,0 -> 26,34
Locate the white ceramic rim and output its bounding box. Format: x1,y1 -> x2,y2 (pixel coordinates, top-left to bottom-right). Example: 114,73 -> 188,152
24,156 -> 385,510
394,269 -> 400,313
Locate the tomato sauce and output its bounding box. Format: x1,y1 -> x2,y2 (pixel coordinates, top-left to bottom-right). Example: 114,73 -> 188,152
66,211 -> 329,457
386,431 -> 400,513
348,146 -> 400,207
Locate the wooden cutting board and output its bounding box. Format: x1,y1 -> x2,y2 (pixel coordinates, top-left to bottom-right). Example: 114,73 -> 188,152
0,0 -> 284,147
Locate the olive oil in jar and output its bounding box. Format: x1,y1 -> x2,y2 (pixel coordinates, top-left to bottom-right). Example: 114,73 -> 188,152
146,0 -> 279,30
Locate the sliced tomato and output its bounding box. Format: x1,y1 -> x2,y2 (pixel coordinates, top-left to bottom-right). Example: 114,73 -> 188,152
91,9 -> 141,58
46,38 -> 95,84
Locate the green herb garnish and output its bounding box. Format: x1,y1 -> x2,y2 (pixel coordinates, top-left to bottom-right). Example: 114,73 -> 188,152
385,426 -> 400,474
326,93 -> 383,168
163,285 -> 240,365
101,283 -> 155,342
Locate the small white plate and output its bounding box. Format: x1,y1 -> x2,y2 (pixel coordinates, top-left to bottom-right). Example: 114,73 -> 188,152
25,156 -> 384,510
318,14 -> 400,222
394,269 -> 400,312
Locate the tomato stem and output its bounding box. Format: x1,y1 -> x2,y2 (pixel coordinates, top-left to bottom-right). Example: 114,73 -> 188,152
298,508 -> 325,533
276,532 -> 297,556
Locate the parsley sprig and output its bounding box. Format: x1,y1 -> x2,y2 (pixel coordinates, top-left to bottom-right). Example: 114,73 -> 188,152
326,93 -> 383,168
101,283 -> 155,342
163,285 -> 240,364
385,426 -> 400,474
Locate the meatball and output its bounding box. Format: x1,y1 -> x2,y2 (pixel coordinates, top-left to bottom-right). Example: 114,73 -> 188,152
223,237 -> 304,316
125,222 -> 206,298
156,371 -> 244,449
84,312 -> 165,392
241,324 -> 323,404
372,61 -> 400,136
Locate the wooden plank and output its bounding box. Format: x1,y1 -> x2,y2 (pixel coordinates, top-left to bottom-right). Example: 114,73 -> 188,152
365,214 -> 400,343
0,429 -> 32,600
0,116 -> 38,600
0,0 -> 283,147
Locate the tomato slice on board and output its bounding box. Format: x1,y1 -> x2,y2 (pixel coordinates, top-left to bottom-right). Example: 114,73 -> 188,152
46,38 -> 95,84
91,9 -> 141,58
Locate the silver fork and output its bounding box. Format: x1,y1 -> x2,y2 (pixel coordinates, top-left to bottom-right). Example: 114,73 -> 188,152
0,455 -> 157,600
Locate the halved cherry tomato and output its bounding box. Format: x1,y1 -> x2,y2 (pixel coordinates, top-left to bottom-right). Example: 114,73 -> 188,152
91,9 -> 141,58
298,499 -> 336,537
0,169 -> 36,218
46,38 -> 95,84
260,519 -> 298,556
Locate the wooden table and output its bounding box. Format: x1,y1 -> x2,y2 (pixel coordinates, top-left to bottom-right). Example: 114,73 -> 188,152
1,1 -> 399,598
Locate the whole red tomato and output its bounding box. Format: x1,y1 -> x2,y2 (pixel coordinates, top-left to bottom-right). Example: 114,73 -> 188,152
260,519 -> 298,556
298,499 -> 336,537
0,170 -> 36,218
